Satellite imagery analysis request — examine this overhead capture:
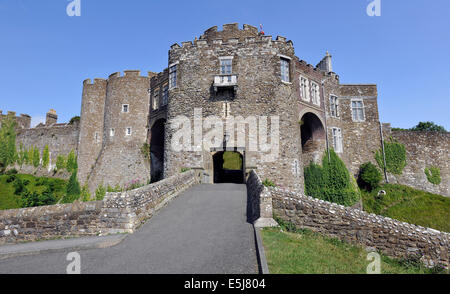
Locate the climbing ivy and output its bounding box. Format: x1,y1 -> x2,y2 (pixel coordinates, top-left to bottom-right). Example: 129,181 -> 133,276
375,137 -> 406,175
424,167 -> 441,185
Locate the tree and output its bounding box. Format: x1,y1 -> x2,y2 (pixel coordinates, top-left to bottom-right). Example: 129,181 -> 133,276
66,150 -> 78,173
410,121 -> 446,132
56,154 -> 66,171
42,145 -> 50,168
358,162 -> 382,191
0,116 -> 17,172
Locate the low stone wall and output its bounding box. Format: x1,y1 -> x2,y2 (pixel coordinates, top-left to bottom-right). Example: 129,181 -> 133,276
246,170 -> 277,228
271,187 -> 450,268
0,170 -> 199,245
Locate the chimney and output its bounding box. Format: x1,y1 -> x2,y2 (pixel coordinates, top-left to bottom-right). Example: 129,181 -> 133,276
316,51 -> 333,73
46,109 -> 57,126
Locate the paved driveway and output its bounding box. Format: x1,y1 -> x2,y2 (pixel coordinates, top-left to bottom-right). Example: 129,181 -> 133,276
0,184 -> 259,274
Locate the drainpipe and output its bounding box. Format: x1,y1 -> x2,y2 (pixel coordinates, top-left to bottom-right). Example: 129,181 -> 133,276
379,122 -> 389,183
321,80 -> 331,162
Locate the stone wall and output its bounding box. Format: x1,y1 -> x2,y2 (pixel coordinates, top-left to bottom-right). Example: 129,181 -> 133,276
270,186 -> 449,268
0,171 -> 199,245
14,122 -> 80,178
387,130 -> 450,196
246,170 -> 277,227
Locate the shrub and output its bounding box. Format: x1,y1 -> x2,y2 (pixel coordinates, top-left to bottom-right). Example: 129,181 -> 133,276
56,154 -> 66,171
69,116 -> 80,125
410,121 -> 446,132
42,145 -> 50,168
262,179 -> 276,187
140,143 -> 150,159
13,177 -> 26,195
0,116 -> 17,172
26,147 -> 33,165
5,168 -> 18,175
66,150 -> 78,173
304,161 -> 324,198
375,138 -> 406,175
80,184 -> 91,202
425,167 -> 441,185
32,146 -> 40,168
21,190 -> 56,208
181,167 -> 191,173
6,174 -> 17,183
95,183 -> 106,201
17,143 -> 26,167
304,150 -> 360,206
359,162 -> 383,191
62,171 -> 81,203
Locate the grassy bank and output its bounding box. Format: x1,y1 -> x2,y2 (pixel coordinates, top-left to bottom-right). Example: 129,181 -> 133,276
261,227 -> 443,274
0,174 -> 67,210
362,184 -> 450,233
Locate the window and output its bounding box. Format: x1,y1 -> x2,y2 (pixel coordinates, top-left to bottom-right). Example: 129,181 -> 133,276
300,76 -> 309,101
351,100 -> 365,122
153,90 -> 159,110
220,58 -> 232,75
311,82 -> 320,106
169,64 -> 177,89
122,104 -> 129,113
330,95 -> 339,117
162,84 -> 169,106
280,58 -> 290,82
126,127 -> 132,136
331,127 -> 343,153
94,132 -> 99,143
110,128 -> 115,137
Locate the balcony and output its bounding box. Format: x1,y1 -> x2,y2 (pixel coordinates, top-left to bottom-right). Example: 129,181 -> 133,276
213,74 -> 238,92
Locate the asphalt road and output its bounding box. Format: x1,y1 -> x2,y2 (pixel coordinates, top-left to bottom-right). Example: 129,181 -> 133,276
0,184 -> 259,274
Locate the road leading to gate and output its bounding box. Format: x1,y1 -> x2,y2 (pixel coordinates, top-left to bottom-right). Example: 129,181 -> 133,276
0,184 -> 259,274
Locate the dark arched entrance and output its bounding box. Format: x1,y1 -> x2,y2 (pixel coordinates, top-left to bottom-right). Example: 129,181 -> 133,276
150,119 -> 166,183
300,112 -> 326,165
213,151 -> 244,184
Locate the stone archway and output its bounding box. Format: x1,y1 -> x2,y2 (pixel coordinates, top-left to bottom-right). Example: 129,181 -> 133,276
150,119 -> 166,183
300,112 -> 326,166
212,151 -> 244,184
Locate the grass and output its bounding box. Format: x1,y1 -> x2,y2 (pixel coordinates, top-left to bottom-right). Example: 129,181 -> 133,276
0,174 -> 67,210
362,184 -> 450,233
222,151 -> 242,170
261,227 -> 444,274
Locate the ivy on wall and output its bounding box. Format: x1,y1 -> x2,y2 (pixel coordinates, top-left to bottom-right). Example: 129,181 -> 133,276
425,166 -> 441,185
375,137 -> 406,175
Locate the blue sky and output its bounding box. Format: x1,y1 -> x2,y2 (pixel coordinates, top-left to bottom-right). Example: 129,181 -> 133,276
0,0 -> 449,129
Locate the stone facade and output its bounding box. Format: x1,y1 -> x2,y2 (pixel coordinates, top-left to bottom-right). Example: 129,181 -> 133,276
0,171 -> 199,244
0,111 -> 31,130
4,23 -> 449,197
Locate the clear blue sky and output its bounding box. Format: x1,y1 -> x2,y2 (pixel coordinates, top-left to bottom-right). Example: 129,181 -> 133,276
0,0 -> 449,129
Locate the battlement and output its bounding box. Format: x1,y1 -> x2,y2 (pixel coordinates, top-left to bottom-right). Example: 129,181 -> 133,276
170,23 -> 293,52
84,70 -> 153,86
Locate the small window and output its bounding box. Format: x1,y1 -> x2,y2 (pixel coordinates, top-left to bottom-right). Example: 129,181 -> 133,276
220,58 -> 232,75
153,90 -> 159,110
94,132 -> 100,143
351,100 -> 365,122
330,95 -> 339,117
126,127 -> 132,136
300,76 -> 309,101
169,64 -> 177,89
110,128 -> 115,137
162,84 -> 169,106
331,127 -> 343,153
311,82 -> 320,106
280,58 -> 290,82
122,104 -> 129,113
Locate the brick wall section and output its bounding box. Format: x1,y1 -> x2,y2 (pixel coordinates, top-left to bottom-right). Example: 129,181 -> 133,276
0,171 -> 199,245
270,187 -> 449,268
387,130 -> 450,196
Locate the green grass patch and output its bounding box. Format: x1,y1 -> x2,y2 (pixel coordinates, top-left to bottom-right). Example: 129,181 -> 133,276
261,227 -> 442,274
362,184 -> 450,232
0,174 -> 67,210
222,152 -> 242,170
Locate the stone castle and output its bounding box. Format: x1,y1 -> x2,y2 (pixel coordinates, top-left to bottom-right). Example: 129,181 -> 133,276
2,23 -> 449,196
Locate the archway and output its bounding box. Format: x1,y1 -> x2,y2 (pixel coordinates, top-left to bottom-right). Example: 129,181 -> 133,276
300,112 -> 326,166
213,151 -> 244,184
150,119 -> 166,183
